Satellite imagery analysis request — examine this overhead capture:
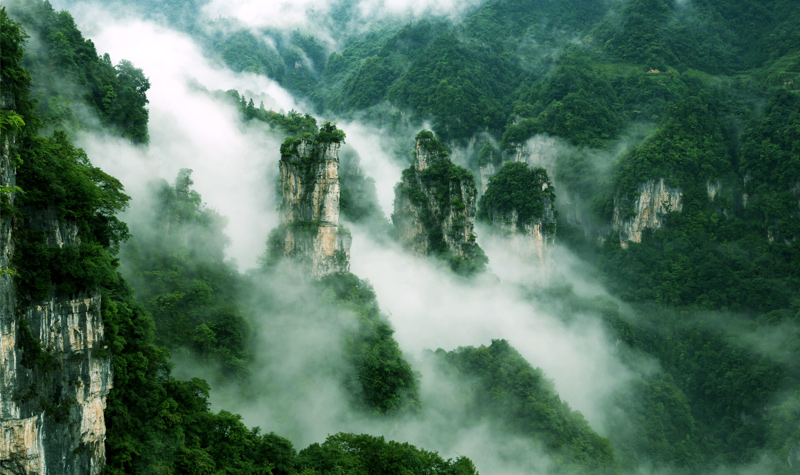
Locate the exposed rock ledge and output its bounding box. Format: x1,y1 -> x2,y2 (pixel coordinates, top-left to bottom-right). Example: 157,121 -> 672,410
613,178 -> 682,247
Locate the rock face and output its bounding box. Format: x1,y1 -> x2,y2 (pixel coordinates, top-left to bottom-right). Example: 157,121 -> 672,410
492,208 -> 556,265
0,131 -> 111,474
271,137 -> 351,278
393,131 -> 485,271
478,162 -> 557,264
707,179 -> 721,201
510,135 -> 558,182
478,163 -> 495,195
613,178 -> 682,247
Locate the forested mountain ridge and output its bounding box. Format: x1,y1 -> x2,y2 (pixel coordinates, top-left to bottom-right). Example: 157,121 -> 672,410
2,0 -> 800,473
0,4 -> 452,473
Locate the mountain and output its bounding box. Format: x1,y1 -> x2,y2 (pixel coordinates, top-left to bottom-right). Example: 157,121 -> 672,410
2,0 -> 800,473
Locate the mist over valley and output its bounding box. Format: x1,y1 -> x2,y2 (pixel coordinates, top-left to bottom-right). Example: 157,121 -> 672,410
1,0 -> 800,473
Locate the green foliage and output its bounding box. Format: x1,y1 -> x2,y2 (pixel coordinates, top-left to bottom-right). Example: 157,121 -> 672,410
739,89 -> 800,243
436,340 -> 618,474
314,21 -> 442,113
208,24 -> 286,78
5,0 -> 150,143
102,279 -> 305,475
606,373 -> 702,469
279,122 -> 345,157
386,33 -> 517,142
13,131 -> 129,300
0,111 -> 26,133
2,11 -> 460,475
598,300 -> 791,468
395,131 -> 486,274
201,20 -> 329,96
316,121 -> 346,144
298,432 -> 478,475
339,55 -> 403,110
10,1 -> 800,473
476,141 -> 498,167
508,51 -> 624,147
414,129 -> 449,158
17,319 -> 59,372
613,91 -> 731,202
226,89 -> 318,136
478,161 -> 556,228
595,0 -> 800,74
339,146 -> 387,226
599,88 -> 797,314
0,8 -> 34,120
317,273 -> 420,414
121,169 -> 252,382
463,0 -> 606,43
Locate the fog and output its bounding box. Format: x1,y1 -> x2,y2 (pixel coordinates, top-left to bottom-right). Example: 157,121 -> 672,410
49,0 -> 631,456
34,1 -> 764,474
349,227 -> 630,430
202,0 -> 487,34
50,7 -> 301,268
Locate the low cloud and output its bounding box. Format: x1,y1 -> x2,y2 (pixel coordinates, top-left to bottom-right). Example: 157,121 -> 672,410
202,0 -> 335,32
58,6 -> 306,269
349,225 -> 632,431
42,3 -> 687,473
201,0 -> 487,39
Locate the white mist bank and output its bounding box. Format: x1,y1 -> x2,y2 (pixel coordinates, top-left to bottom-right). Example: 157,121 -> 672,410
63,0 -> 632,433
349,226 -> 631,431
52,3 -> 635,472
52,3 -> 304,268
202,0 -> 487,35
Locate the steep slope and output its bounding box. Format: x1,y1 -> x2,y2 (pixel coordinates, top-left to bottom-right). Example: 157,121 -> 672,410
1,11 -> 117,473
433,340 -> 618,474
119,169 -> 252,383
478,161 -> 557,263
4,0 -> 150,143
393,131 -> 487,275
267,123 -> 352,278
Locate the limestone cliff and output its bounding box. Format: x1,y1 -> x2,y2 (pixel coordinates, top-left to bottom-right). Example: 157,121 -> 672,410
393,131 -> 486,273
478,163 -> 495,195
612,178 -> 682,247
269,132 -> 351,278
706,179 -> 721,201
478,162 -> 557,264
509,135 -> 558,183
0,129 -> 111,474
475,140 -> 499,195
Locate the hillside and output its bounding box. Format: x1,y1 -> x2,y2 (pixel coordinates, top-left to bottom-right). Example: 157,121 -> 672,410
2,0 -> 800,473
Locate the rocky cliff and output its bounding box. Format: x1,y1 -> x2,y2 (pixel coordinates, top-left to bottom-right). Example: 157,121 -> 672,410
509,135 -> 558,182
478,162 -> 557,264
393,131 -> 485,273
492,209 -> 556,264
612,178 -> 682,247
0,129 -> 111,474
269,134 -> 351,278
478,163 -> 495,195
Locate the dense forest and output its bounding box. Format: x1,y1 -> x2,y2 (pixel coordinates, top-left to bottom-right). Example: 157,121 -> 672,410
2,0 -> 800,473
